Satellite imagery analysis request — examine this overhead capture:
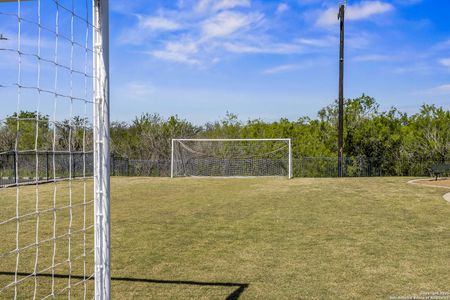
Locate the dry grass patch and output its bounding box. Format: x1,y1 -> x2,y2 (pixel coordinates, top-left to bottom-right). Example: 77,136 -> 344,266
412,178 -> 450,188
1,177 -> 450,299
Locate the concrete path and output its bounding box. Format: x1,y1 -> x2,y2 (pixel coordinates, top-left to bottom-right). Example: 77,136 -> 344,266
407,178 -> 450,204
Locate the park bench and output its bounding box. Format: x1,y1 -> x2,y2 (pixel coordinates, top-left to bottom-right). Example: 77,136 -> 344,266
430,164 -> 450,180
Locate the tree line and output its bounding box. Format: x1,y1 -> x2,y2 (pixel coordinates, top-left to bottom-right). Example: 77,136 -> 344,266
1,95 -> 449,173
109,95 -> 449,165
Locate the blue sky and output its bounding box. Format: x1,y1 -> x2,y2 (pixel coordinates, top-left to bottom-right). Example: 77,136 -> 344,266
108,0 -> 450,123
1,0 -> 450,124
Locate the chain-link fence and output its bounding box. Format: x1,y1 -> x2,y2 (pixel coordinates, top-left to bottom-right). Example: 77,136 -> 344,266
0,151 -> 93,187
293,157 -> 443,178
110,156 -> 444,178
111,155 -> 171,177
1,152 -> 446,187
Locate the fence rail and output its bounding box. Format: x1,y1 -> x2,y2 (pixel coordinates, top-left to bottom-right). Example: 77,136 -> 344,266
1,151 -> 446,187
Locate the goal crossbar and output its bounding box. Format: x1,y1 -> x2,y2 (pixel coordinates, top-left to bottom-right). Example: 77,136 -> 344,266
173,138 -> 291,142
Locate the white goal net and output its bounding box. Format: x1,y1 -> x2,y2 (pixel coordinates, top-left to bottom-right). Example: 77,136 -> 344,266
0,0 -> 110,299
171,139 -> 293,178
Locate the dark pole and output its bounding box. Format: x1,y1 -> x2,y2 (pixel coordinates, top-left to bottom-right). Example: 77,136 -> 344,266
13,151 -> 17,184
46,151 -> 49,181
111,154 -> 115,176
73,153 -> 76,179
338,3 -> 345,177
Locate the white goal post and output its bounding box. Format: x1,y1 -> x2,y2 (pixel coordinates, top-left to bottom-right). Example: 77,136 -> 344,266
171,138 -> 293,179
0,0 -> 110,299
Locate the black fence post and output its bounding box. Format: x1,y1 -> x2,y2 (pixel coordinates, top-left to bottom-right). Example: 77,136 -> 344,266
111,154 -> 115,176
301,157 -> 304,177
46,151 -> 49,181
72,153 -> 76,179
13,151 -> 17,184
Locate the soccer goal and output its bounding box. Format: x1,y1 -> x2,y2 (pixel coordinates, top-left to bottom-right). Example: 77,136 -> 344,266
171,138 -> 293,179
0,0 -> 110,299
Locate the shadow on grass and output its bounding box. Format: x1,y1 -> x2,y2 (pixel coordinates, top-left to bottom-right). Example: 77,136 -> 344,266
0,271 -> 249,300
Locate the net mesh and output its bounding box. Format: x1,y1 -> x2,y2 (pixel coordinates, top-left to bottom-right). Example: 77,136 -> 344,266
172,139 -> 291,177
0,0 -> 96,298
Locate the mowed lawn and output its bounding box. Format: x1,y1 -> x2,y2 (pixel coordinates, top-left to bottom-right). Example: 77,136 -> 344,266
1,177 -> 450,299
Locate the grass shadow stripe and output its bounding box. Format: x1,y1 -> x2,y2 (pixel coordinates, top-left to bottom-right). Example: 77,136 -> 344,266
0,271 -> 249,299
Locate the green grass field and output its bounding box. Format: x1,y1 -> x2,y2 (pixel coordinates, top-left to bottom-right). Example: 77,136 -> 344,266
1,177 -> 450,299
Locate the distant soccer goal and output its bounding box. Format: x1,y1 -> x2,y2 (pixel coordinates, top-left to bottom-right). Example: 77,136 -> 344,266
171,139 -> 293,178
0,0 -> 110,299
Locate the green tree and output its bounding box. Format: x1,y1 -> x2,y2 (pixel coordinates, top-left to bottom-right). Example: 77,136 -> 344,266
5,111 -> 50,151
403,105 -> 450,162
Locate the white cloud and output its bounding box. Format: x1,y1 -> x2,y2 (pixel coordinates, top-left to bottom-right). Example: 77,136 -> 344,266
196,0 -> 251,13
276,3 -> 289,14
151,40 -> 201,65
262,59 -> 327,75
152,50 -> 201,65
119,0 -> 337,66
223,42 -> 303,54
439,58 -> 450,68
131,7 -> 267,65
119,15 -> 182,44
201,11 -> 262,39
296,36 -> 337,47
353,54 -> 391,62
394,0 -> 422,5
315,8 -> 341,26
212,0 -> 251,11
263,64 -> 299,74
422,84 -> 450,96
347,1 -> 394,20
316,1 -> 394,27
138,16 -> 181,31
167,40 -> 199,54
393,63 -> 432,75
196,0 -> 212,12
427,39 -> 450,53
115,81 -> 156,103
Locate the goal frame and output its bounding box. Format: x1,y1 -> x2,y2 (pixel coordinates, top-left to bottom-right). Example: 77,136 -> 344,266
0,0 -> 110,299
93,0 -> 111,299
171,138 -> 293,179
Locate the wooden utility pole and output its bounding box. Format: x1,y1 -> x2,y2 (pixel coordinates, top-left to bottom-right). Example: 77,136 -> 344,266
338,3 -> 345,177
